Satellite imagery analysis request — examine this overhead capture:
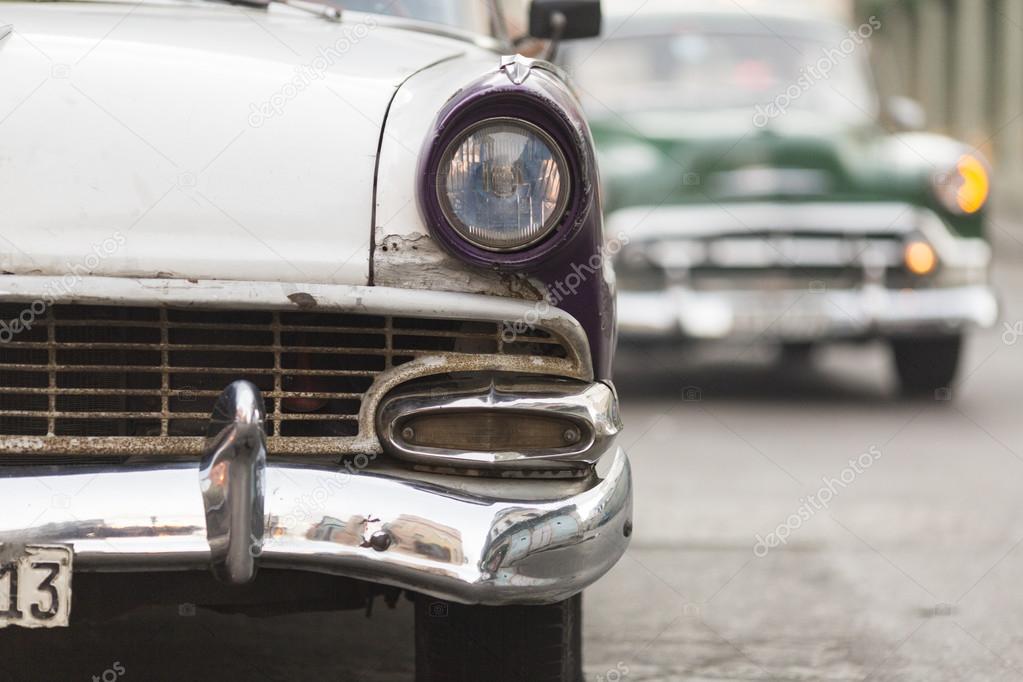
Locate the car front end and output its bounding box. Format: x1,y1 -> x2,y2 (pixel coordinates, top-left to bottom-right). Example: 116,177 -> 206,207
562,2 -> 998,393
612,201 -> 996,346
0,277 -> 629,607
0,0 -> 627,677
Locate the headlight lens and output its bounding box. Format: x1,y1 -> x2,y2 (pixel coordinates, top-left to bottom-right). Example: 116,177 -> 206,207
936,154 -> 990,215
437,118 -> 571,251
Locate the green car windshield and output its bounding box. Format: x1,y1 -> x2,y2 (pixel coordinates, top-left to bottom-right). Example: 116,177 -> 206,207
565,31 -> 878,121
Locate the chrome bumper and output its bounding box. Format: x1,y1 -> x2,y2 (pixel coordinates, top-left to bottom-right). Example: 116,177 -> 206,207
618,284 -> 999,341
0,383 -> 632,606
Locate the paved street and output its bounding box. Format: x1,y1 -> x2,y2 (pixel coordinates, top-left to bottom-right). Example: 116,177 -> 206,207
5,237 -> 1023,682
589,229 -> 1023,681
590,268 -> 1023,680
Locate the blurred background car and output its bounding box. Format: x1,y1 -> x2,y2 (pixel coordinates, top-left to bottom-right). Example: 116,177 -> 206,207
560,0 -> 999,394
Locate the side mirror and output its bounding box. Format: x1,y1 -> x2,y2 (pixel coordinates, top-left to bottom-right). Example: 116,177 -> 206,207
529,0 -> 602,40
884,96 -> 927,132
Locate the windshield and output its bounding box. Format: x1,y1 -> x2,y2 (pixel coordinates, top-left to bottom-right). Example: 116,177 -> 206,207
339,0 -> 495,34
563,31 -> 878,121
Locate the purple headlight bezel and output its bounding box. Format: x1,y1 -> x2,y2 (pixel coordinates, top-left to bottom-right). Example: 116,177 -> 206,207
419,86 -> 592,271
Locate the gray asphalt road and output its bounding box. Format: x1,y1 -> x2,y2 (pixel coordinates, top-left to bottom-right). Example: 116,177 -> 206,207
5,243 -> 1023,682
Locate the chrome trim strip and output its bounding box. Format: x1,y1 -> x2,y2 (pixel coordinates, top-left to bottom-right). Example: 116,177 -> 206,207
200,382 -> 267,585
0,449 -> 632,605
377,374 -> 622,470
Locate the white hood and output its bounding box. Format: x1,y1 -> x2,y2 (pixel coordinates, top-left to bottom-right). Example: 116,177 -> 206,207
0,0 -> 469,284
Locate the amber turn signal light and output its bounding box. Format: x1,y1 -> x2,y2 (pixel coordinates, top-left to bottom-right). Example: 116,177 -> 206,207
955,155 -> 989,214
905,241 -> 938,276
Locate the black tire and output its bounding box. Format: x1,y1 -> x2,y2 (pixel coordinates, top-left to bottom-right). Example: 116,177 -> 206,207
414,593 -> 583,682
891,335 -> 963,395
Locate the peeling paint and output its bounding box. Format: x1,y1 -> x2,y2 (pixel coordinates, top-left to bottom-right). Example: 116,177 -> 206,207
374,232 -> 545,301
287,292 -> 318,309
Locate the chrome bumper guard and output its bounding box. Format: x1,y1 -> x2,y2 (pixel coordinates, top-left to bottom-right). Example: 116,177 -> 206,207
0,382 -> 632,606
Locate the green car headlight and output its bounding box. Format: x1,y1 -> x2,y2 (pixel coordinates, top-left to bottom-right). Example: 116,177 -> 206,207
935,154 -> 990,215
436,118 -> 571,252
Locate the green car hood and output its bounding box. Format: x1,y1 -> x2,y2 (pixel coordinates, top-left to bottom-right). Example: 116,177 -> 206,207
592,109 -> 985,238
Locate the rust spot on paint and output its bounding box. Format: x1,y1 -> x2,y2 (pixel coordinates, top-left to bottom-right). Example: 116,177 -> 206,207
287,292 -> 317,309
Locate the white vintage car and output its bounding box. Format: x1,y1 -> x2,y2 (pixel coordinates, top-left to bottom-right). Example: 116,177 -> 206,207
0,1 -> 629,679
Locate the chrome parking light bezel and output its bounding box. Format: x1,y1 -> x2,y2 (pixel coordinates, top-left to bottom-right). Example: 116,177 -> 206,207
377,373 -> 622,472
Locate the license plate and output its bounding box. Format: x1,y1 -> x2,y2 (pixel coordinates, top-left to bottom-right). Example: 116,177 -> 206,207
0,545 -> 72,629
766,309 -> 831,338
733,299 -> 831,338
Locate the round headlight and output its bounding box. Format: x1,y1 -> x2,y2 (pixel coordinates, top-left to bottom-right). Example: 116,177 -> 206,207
436,118 -> 571,252
935,154 -> 990,215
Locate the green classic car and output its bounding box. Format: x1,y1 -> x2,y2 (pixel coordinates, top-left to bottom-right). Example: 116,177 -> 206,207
561,0 -> 998,394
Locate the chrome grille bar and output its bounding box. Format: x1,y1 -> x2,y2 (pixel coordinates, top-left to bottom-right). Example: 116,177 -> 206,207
47,306 -> 56,437
160,307 -> 169,436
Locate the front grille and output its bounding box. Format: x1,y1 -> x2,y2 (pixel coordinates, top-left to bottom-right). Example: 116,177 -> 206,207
0,304 -> 569,456
618,233 -> 907,292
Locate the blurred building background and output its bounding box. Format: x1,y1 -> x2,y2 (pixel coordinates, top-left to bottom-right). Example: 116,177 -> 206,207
854,0 -> 1023,211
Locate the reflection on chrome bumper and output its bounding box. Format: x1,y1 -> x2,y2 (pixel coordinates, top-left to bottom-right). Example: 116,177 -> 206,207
619,285 -> 999,341
0,450 -> 631,606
